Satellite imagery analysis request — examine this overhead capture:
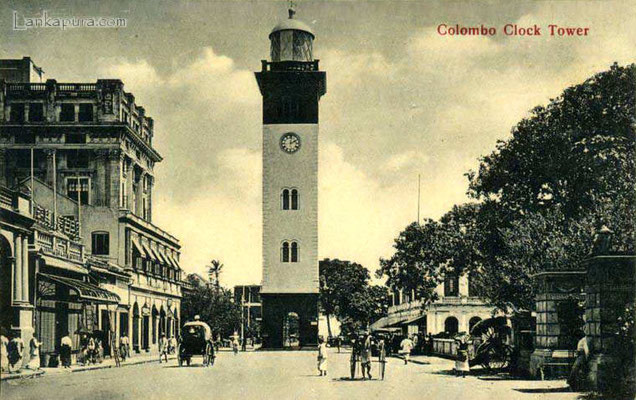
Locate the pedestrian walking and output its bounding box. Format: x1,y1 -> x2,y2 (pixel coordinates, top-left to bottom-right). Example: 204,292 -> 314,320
567,332 -> 590,391
27,335 -> 41,370
349,336 -> 359,380
87,336 -> 96,364
377,336 -> 387,380
317,336 -> 328,376
119,335 -> 129,362
111,335 -> 121,367
7,332 -> 24,372
399,335 -> 413,365
1,330 -> 9,373
232,335 -> 239,355
454,336 -> 470,377
60,334 -> 73,368
360,332 -> 372,380
159,334 -> 169,363
336,336 -> 341,353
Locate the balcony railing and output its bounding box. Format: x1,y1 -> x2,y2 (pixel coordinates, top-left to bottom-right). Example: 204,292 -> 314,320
33,203 -> 80,239
34,228 -> 85,262
260,60 -> 320,72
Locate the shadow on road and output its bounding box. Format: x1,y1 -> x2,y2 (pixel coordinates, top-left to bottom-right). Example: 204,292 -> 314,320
514,387 -> 572,394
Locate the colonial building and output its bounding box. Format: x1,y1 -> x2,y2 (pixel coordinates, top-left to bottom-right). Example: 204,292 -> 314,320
255,6 -> 326,349
0,58 -> 183,358
373,273 -> 496,336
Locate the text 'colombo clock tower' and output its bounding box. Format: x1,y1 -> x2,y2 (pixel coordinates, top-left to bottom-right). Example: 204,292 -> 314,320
255,7 -> 326,349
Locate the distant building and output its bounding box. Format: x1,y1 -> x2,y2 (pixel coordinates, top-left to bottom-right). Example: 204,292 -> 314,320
373,273 -> 496,336
0,57 -> 183,358
233,285 -> 262,338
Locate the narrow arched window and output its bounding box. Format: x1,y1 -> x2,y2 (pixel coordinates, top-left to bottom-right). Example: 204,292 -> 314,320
291,242 -> 298,262
281,242 -> 290,262
281,189 -> 290,210
291,189 -> 298,210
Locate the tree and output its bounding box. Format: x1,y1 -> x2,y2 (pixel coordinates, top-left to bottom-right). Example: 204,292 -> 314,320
376,203 -> 482,304
208,259 -> 224,292
465,63 -> 635,310
181,284 -> 241,338
319,259 -> 389,336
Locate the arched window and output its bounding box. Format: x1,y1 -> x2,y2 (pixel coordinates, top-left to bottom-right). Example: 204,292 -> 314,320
291,242 -> 298,262
444,316 -> 459,335
291,189 -> 298,210
281,189 -> 290,210
281,241 -> 299,263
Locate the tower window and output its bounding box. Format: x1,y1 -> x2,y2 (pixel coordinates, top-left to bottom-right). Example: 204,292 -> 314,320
281,189 -> 290,210
281,188 -> 299,210
291,242 -> 298,262
281,241 -> 299,263
290,189 -> 298,210
92,231 -> 109,255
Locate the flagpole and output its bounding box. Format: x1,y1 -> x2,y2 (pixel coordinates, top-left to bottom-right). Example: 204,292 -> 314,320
417,174 -> 421,224
52,150 -> 57,229
30,147 -> 34,214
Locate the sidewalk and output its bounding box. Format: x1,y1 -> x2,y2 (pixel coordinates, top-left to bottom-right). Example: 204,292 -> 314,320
1,352 -> 176,381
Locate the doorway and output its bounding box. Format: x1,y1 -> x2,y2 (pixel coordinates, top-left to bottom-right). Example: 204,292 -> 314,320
283,312 -> 300,348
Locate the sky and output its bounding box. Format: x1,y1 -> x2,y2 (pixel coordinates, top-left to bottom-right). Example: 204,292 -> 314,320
2,0 -> 635,287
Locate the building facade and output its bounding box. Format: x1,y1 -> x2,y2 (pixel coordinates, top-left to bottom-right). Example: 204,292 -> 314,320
375,273 -> 496,337
0,58 -> 183,360
254,8 -> 326,348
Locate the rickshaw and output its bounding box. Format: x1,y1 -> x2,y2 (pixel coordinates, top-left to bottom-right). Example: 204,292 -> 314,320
469,316 -> 513,372
178,320 -> 215,367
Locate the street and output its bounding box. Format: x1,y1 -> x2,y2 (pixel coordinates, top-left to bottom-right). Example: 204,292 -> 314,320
1,350 -> 580,400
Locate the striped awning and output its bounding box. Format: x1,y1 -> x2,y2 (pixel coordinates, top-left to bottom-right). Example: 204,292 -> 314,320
166,252 -> 180,269
156,247 -> 171,266
38,273 -> 120,304
141,241 -> 158,262
41,254 -> 88,275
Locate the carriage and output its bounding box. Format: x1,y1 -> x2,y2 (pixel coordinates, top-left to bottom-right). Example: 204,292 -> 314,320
178,320 -> 215,367
469,316 -> 514,372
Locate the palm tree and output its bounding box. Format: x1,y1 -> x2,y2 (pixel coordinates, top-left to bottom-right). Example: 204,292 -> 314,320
208,259 -> 224,292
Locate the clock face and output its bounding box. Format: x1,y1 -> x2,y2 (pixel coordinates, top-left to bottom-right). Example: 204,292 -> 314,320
280,133 -> 301,153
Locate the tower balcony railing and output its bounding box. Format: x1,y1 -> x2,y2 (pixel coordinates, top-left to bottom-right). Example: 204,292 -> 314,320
261,60 -> 320,72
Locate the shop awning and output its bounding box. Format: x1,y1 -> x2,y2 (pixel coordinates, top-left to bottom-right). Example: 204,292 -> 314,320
384,314 -> 426,328
131,237 -> 147,258
156,247 -> 171,266
38,273 -> 120,304
149,246 -> 164,265
166,252 -> 180,269
141,242 -> 158,262
41,254 -> 88,275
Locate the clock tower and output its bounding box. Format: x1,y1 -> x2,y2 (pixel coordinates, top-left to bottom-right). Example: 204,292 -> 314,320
255,6 -> 326,349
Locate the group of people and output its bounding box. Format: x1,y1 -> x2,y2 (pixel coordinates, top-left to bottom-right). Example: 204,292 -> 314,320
336,332 -> 388,380
0,330 -> 42,373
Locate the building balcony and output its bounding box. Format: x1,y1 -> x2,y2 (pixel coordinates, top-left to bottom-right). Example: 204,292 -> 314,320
33,227 -> 84,263
260,59 -> 320,72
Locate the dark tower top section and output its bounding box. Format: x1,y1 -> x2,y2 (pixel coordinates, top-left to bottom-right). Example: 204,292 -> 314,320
255,7 -> 326,124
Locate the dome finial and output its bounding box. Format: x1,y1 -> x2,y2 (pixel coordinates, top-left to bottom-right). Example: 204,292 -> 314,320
288,0 -> 296,19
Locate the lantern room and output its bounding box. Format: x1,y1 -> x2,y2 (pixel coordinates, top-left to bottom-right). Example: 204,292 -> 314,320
269,8 -> 314,62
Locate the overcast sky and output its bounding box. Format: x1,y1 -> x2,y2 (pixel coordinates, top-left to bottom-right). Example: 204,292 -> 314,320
3,0 -> 634,287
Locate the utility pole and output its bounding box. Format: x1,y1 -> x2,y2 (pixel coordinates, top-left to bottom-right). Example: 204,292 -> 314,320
417,174 -> 421,224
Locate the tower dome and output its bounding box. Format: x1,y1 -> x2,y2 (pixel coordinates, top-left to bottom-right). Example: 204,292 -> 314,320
269,7 -> 314,62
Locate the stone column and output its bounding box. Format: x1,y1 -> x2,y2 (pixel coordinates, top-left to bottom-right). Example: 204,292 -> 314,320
44,149 -> 56,189
21,235 -> 29,303
106,150 -> 122,209
136,171 -> 146,218
583,228 -> 636,392
529,269 -> 586,379
13,234 -> 23,302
